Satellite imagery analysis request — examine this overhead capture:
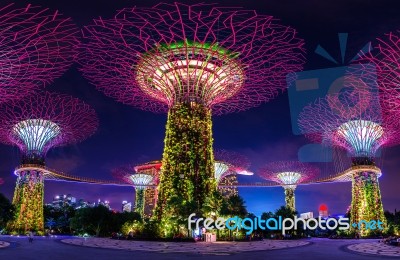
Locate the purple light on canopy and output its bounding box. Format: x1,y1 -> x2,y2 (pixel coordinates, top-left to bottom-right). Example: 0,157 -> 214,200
0,91 -> 98,164
0,3 -> 80,102
78,2 -> 305,114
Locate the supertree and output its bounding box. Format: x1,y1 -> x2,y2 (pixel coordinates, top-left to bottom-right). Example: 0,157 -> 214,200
214,150 -> 252,198
0,3 -> 79,103
354,31 -> 400,113
79,2 -> 305,224
113,161 -> 161,217
0,92 -> 98,234
298,87 -> 400,236
259,161 -> 319,212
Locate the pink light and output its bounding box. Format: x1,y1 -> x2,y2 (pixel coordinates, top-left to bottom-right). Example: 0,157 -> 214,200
0,91 -> 98,158
298,87 -> 400,157
0,3 -> 80,103
78,3 -> 305,114
259,161 -> 320,185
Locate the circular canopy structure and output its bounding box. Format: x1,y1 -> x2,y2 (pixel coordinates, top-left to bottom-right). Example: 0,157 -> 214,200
298,87 -> 400,158
113,161 -> 161,188
79,2 -> 305,114
0,3 -> 80,102
136,40 -> 244,107
0,92 -> 98,160
355,31 -> 400,111
129,173 -> 154,190
259,161 -> 319,187
214,149 -> 251,182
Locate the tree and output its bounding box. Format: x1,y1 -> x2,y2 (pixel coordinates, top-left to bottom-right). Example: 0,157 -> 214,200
70,205 -> 140,237
221,195 -> 247,217
274,206 -> 297,219
158,195 -> 199,238
0,193 -> 14,229
202,191 -> 224,217
44,204 -> 76,233
45,218 -> 56,230
274,206 -> 298,237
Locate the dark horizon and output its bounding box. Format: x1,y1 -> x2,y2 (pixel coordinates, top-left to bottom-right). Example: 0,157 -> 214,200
0,0 -> 399,216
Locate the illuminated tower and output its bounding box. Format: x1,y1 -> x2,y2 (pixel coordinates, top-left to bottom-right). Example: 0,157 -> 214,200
0,3 -> 79,102
114,161 -> 161,217
298,87 -> 400,235
259,161 -> 319,211
0,92 -> 98,234
135,161 -> 162,217
214,150 -> 252,198
79,2 -> 305,225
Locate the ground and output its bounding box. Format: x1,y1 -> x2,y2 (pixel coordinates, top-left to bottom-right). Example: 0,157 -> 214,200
0,236 -> 397,259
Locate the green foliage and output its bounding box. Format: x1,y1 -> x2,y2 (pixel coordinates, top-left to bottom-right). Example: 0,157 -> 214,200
350,171 -> 386,237
8,172 -> 44,234
43,204 -> 76,233
121,220 -> 144,236
154,103 -> 216,236
0,193 -> 14,229
221,195 -> 247,218
70,205 -> 141,237
384,210 -> 400,236
274,205 -> 297,219
135,189 -> 145,216
202,191 -> 224,218
284,187 -> 296,212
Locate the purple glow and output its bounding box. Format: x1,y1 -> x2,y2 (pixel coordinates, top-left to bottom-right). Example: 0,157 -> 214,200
259,161 -> 320,185
78,2 -> 305,114
0,92 -> 98,159
0,3 -> 79,103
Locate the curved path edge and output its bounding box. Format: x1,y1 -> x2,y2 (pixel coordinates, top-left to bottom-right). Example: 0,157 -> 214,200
61,237 -> 310,253
346,242 -> 400,257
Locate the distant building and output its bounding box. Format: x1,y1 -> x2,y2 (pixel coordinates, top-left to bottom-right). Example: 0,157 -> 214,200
52,194 -> 77,208
319,204 -> 329,218
300,212 -> 314,219
97,199 -> 111,210
49,194 -> 98,210
122,201 -> 132,212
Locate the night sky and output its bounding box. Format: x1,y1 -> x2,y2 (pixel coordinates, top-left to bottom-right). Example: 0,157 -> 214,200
0,0 -> 399,216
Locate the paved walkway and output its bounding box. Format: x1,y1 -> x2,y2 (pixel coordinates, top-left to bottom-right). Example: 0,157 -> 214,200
347,242 -> 400,257
0,236 -> 391,259
61,237 -> 310,253
0,240 -> 10,248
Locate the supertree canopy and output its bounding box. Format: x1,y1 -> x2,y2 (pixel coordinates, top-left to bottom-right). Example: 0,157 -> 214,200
214,149 -> 252,198
298,87 -> 400,235
113,161 -> 161,217
355,31 -> 400,111
79,2 -> 305,226
259,161 -> 319,211
0,92 -> 98,234
298,88 -> 400,161
0,3 -> 80,102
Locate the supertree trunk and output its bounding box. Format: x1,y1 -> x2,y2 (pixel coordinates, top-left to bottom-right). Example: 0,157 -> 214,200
8,170 -> 44,234
350,171 -> 385,236
135,189 -> 145,217
155,102 -> 216,221
284,186 -> 296,212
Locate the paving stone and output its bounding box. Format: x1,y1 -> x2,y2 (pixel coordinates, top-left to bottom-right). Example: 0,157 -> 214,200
61,238 -> 309,253
347,242 -> 400,257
